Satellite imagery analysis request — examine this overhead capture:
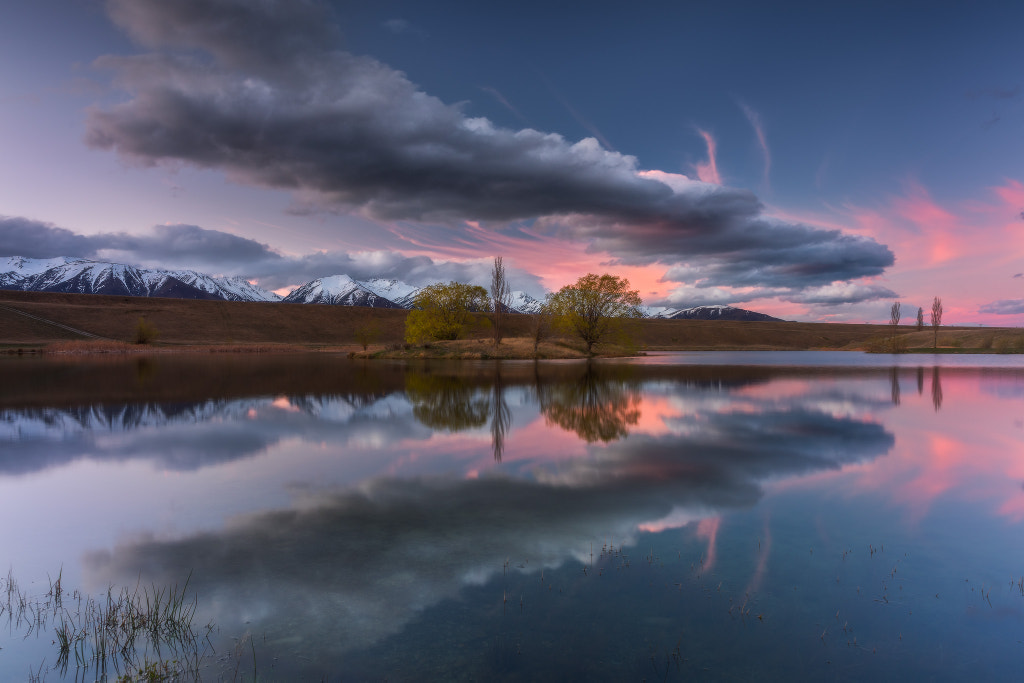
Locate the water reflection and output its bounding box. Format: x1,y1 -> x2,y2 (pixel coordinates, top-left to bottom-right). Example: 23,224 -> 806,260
64,361 -> 894,672
490,366 -> 510,462
537,363 -> 641,443
4,355 -> 1024,679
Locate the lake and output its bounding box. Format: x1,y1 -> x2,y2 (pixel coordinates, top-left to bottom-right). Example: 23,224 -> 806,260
2,351 -> 1024,680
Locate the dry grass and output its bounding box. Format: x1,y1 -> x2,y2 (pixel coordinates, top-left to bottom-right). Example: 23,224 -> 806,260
3,290 -> 1021,354
43,340 -> 328,355
353,336 -> 614,360
850,327 -> 1024,353
45,340 -> 135,354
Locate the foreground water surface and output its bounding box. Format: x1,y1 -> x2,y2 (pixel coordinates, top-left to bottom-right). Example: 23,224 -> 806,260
2,351 -> 1024,680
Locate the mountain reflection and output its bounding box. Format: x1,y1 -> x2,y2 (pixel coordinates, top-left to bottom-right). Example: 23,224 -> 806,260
1,359 -> 922,479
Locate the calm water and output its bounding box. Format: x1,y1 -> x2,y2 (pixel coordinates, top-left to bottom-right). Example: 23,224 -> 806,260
2,352 -> 1024,680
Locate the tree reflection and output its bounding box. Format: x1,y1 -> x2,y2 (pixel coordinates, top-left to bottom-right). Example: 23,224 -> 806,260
890,367 -> 901,406
536,363 -> 641,443
404,374 -> 490,431
932,366 -> 943,411
404,371 -> 511,461
490,369 -> 511,462
404,363 -> 642,454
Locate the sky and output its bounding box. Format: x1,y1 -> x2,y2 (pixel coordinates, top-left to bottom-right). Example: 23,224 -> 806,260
1,0 -> 1023,324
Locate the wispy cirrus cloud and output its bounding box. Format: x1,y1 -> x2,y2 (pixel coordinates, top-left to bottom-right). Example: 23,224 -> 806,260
83,0 -> 894,307
693,129 -> 722,185
738,100 -> 770,191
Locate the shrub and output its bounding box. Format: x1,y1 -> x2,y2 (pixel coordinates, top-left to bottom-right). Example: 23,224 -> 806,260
133,317 -> 159,345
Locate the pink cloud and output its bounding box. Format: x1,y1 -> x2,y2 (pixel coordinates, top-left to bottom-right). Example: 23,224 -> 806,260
994,178 -> 1024,208
820,178 -> 1024,324
694,129 -> 722,185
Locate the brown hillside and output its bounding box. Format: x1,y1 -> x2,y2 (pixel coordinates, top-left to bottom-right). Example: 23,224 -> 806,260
1,289 -> 1018,352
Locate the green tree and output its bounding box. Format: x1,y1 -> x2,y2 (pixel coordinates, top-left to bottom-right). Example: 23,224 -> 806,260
916,307 -> 924,331
546,273 -> 642,355
404,281 -> 491,342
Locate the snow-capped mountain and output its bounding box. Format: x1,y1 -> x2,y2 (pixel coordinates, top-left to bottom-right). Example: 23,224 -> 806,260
507,290 -> 544,314
283,276 -> 550,314
2,256 -> 781,320
1,256 -> 281,302
282,274 -> 406,307
168,270 -> 281,302
641,304 -> 782,322
360,278 -> 420,308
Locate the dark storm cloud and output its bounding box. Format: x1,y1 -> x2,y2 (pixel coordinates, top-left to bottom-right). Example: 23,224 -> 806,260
657,261 -> 897,306
0,216 -> 281,267
255,249 -> 539,291
580,211 -> 893,286
0,216 -> 103,258
105,0 -> 338,74
86,0 -> 893,292
109,223 -> 284,267
1,217 -> 544,292
979,299 -> 1024,315
784,282 -> 899,306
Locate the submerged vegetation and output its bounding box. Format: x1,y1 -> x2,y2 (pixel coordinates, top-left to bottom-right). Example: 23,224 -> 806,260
2,569 -> 209,681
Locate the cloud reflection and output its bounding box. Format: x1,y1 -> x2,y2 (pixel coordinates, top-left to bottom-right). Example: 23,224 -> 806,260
82,370 -> 893,666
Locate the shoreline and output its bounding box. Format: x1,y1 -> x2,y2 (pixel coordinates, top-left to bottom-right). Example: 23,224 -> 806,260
5,339 -> 1021,359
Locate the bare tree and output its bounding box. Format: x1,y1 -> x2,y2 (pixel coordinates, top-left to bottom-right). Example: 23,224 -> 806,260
530,311 -> 551,353
354,320 -> 381,351
931,297 -> 943,350
916,307 -> 924,331
490,256 -> 511,345
889,301 -> 901,352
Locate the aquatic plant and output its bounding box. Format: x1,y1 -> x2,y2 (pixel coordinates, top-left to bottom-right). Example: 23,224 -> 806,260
3,569 -> 211,681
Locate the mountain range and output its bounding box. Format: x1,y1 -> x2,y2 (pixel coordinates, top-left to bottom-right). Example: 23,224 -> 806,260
0,256 -> 280,302
0,256 -> 781,321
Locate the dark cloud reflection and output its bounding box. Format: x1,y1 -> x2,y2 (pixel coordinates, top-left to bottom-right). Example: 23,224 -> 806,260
81,363 -> 894,670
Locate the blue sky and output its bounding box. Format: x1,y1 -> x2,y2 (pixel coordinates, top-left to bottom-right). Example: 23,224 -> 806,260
2,0 -> 1023,323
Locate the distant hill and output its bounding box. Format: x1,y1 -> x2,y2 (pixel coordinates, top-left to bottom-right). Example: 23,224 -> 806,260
645,304 -> 784,322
